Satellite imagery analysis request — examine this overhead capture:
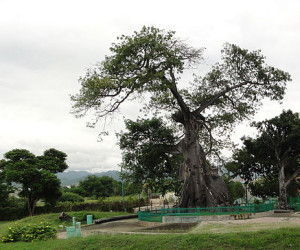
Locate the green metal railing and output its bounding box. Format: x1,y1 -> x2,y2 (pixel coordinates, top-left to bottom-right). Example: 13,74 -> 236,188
290,196 -> 300,211
138,203 -> 275,223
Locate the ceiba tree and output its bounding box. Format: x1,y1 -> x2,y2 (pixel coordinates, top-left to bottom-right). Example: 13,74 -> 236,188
226,110 -> 300,209
71,26 -> 291,207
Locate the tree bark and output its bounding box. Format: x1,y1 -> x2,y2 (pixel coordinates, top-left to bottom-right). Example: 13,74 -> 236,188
278,163 -> 288,210
170,81 -> 228,208
27,195 -> 38,216
177,120 -> 228,208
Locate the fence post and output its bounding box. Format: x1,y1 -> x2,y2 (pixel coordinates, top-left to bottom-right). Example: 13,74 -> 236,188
76,222 -> 81,237
87,215 -> 93,225
236,205 -> 239,214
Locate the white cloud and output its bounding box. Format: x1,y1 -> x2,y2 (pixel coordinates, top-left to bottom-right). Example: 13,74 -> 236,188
0,0 -> 299,172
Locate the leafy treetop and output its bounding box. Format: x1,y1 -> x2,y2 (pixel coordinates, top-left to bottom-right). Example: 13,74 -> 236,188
71,26 -> 291,157
118,117 -> 182,195
1,148 -> 68,216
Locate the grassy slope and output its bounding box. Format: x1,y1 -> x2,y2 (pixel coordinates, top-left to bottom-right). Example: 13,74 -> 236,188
1,212 -> 300,249
1,228 -> 299,249
0,211 -> 131,236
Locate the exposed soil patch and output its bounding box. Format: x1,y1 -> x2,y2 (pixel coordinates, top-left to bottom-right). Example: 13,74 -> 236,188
137,222 -> 198,233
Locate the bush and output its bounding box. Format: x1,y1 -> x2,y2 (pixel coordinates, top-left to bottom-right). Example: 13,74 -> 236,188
58,192 -> 84,203
1,222 -> 56,243
254,198 -> 262,204
0,196 -> 146,221
0,197 -> 27,221
54,199 -> 144,213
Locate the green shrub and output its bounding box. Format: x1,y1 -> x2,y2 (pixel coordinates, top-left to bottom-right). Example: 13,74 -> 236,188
0,207 -> 27,221
1,222 -> 56,243
0,197 -> 27,221
0,197 -> 144,222
254,198 -> 262,204
59,192 -> 84,203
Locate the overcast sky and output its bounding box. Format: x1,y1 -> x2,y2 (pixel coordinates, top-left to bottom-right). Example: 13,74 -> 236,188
0,0 -> 299,173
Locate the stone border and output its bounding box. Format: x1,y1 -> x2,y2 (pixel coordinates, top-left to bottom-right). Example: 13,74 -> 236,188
139,210 -> 275,224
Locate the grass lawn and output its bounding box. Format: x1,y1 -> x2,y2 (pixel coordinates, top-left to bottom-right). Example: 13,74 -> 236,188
192,220 -> 300,234
0,211 -> 132,237
0,227 -> 299,249
1,212 -> 300,249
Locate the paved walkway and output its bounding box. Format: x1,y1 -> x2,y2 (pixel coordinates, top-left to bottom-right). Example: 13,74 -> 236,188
57,219 -> 145,239
57,212 -> 300,239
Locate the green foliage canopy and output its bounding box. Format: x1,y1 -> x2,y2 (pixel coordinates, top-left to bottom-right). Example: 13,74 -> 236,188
77,175 -> 121,198
71,26 -> 291,207
0,160 -> 12,206
71,26 -> 291,159
227,110 -> 300,181
226,110 -> 300,207
118,117 -> 182,195
58,192 -> 84,203
223,177 -> 245,204
0,148 -> 68,216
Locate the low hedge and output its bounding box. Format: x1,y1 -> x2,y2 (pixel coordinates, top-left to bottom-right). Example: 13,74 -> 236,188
1,199 -> 145,221
0,206 -> 27,221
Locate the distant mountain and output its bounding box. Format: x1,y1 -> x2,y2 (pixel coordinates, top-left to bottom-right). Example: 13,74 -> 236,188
56,170 -> 120,186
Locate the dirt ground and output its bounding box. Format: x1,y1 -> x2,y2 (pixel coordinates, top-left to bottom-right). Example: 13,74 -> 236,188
192,214 -> 300,234
57,212 -> 300,239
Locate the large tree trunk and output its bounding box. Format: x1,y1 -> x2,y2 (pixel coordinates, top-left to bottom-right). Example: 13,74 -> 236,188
278,164 -> 288,210
178,122 -> 228,208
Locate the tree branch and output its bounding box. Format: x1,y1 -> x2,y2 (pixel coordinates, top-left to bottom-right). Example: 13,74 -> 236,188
167,71 -> 190,116
203,123 -> 214,156
194,80 -> 251,114
285,167 -> 300,187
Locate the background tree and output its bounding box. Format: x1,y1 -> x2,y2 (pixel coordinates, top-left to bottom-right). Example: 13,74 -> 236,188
1,148 -> 68,216
122,180 -> 146,196
58,192 -> 84,203
223,176 -> 245,204
78,175 -> 121,198
118,117 -> 182,196
71,26 -> 291,207
99,176 -> 122,197
68,185 -> 86,197
226,110 -> 300,209
0,160 -> 11,207
245,177 -> 298,200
